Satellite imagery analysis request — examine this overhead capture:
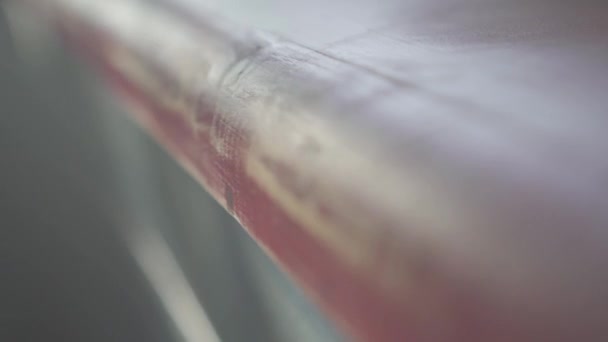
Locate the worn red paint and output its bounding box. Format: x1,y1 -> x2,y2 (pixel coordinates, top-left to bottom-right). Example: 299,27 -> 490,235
60,26 -> 426,341
45,0 -> 608,341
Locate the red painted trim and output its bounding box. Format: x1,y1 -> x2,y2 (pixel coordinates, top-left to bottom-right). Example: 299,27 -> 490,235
63,26 -> 422,342
43,1 -> 608,341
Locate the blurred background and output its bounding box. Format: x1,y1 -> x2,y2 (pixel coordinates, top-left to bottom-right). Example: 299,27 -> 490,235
0,2 -> 341,341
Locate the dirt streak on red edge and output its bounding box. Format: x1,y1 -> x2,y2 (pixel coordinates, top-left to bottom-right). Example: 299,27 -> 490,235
57,20 -> 420,342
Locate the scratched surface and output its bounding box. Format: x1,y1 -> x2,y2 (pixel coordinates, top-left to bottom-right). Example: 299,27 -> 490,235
39,0 -> 608,340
